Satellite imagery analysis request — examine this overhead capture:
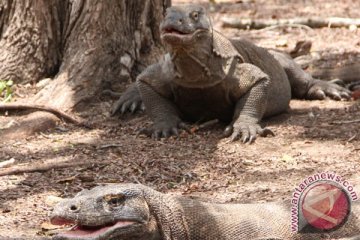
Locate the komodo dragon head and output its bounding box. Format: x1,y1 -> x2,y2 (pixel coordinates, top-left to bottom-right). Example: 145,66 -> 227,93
50,184 -> 161,240
160,5 -> 212,47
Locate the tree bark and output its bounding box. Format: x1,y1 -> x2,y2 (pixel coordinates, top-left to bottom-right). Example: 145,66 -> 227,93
0,0 -> 170,109
34,0 -> 170,111
0,0 -> 170,138
0,0 -> 64,84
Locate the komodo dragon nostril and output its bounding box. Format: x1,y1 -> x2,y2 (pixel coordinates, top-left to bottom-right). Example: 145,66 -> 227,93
70,205 -> 79,211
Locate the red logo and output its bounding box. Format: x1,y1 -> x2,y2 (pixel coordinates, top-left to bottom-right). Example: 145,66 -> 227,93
301,183 -> 350,230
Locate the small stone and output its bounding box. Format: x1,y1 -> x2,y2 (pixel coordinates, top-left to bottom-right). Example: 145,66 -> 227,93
349,24 -> 357,32
2,208 -> 11,213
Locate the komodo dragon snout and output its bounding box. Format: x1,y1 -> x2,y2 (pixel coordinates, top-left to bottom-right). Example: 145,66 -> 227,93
50,185 -> 160,240
160,5 -> 211,46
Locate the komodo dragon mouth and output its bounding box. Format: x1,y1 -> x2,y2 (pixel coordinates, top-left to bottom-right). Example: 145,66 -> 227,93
161,27 -> 208,45
51,216 -> 138,239
162,27 -> 189,35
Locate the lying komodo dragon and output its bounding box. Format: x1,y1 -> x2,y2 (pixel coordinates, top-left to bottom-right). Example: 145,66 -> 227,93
50,183 -> 360,240
111,5 -> 351,143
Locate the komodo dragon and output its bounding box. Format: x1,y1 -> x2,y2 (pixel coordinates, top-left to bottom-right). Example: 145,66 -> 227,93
111,5 -> 351,142
50,183 -> 360,240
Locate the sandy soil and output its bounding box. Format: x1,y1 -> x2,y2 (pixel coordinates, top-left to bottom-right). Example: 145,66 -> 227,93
0,0 -> 359,238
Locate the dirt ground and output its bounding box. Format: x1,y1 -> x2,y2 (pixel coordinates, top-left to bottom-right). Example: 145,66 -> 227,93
1,0 -> 360,239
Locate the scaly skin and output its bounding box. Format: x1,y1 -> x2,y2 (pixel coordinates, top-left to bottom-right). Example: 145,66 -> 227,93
112,5 -> 350,142
51,184 -> 360,240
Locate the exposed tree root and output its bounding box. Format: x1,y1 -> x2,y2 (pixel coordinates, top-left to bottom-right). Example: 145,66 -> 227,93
1,112 -> 59,140
0,159 -> 111,176
0,103 -> 89,127
0,104 -> 91,140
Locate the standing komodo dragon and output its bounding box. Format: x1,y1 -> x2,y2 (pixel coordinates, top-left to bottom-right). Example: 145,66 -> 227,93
50,183 -> 360,240
111,5 -> 351,143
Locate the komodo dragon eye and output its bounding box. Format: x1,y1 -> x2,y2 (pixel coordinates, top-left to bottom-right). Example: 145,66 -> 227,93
104,194 -> 125,207
191,11 -> 199,21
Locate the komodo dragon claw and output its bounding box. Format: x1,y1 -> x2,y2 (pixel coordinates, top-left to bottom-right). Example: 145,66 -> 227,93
111,83 -> 144,116
138,122 -> 190,140
111,97 -> 144,116
307,80 -> 351,100
224,124 -> 274,143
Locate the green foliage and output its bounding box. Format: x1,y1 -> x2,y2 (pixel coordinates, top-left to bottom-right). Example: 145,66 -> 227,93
0,79 -> 13,102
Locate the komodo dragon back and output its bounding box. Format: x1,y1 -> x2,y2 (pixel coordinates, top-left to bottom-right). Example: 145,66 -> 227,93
50,184 -> 360,240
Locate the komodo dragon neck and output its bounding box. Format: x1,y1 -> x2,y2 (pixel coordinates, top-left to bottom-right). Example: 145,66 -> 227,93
169,35 -> 221,87
168,32 -> 242,88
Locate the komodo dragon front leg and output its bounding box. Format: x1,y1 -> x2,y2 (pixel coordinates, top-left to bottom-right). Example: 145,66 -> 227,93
136,59 -> 189,139
137,81 -> 188,139
224,63 -> 275,143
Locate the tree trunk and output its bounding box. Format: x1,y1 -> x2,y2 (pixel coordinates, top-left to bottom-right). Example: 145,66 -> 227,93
0,0 -> 170,108
0,0 -> 64,84
0,0 -> 170,138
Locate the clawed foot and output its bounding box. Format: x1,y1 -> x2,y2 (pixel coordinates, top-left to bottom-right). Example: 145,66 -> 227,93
223,122 -> 274,143
111,94 -> 144,116
138,121 -> 189,140
307,80 -> 351,100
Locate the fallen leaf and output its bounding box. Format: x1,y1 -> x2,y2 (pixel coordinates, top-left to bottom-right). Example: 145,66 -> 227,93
281,154 -> 294,163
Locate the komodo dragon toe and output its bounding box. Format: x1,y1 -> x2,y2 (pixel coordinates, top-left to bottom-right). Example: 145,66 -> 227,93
139,121 -> 189,140
307,80 -> 352,100
224,123 -> 274,143
111,83 -> 144,116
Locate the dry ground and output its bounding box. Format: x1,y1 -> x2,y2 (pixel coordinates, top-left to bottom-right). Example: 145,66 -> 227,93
0,0 -> 360,239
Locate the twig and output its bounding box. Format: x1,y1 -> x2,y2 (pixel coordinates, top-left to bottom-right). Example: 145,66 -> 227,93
0,160 -> 110,176
102,89 -> 122,98
347,134 -> 357,142
0,103 -> 90,128
0,158 -> 16,168
191,119 -> 219,133
98,143 -> 122,149
331,119 -> 360,125
255,23 -> 314,32
222,17 -> 360,30
198,119 -> 219,129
